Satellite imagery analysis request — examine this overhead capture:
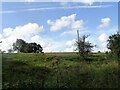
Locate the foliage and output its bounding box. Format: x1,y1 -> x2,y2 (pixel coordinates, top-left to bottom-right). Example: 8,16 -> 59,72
13,39 -> 43,53
75,35 -> 94,60
13,39 -> 26,52
107,33 -> 120,60
2,53 -> 119,89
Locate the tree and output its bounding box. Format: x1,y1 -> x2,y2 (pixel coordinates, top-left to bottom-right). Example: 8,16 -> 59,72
107,33 -> 120,60
37,44 -> 43,53
13,39 -> 43,53
25,43 -> 43,53
25,43 -> 33,53
75,30 -> 94,60
13,39 -> 27,53
29,43 -> 43,53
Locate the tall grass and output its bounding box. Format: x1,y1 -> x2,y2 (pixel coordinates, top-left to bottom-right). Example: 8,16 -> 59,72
2,53 -> 119,89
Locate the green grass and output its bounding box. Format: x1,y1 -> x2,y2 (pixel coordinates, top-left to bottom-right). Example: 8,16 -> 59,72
2,53 -> 119,89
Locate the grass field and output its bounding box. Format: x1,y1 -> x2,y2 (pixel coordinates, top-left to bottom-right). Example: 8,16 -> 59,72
2,53 -> 119,89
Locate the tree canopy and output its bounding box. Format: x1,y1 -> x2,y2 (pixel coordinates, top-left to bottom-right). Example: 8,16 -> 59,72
107,33 -> 120,60
13,39 -> 43,53
75,34 -> 94,59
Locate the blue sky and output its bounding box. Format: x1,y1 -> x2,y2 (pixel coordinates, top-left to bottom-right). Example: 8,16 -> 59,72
0,1 -> 118,52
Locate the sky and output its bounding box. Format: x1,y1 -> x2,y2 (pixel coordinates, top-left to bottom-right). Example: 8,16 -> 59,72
0,0 -> 119,52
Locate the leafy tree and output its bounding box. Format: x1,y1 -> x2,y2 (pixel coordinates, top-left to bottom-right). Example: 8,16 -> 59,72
32,43 -> 38,53
25,43 -> 33,53
13,39 -> 43,53
75,35 -> 94,60
25,43 -> 43,53
37,44 -> 43,53
13,39 -> 26,53
107,33 -> 120,60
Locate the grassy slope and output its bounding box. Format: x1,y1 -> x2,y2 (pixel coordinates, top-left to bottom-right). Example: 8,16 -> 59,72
2,53 -> 119,89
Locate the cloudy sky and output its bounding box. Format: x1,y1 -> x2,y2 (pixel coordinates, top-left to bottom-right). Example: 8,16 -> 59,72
0,0 -> 118,52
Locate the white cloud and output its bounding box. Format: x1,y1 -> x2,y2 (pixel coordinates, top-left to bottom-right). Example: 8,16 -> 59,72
64,39 -> 76,52
0,34 -> 2,39
72,20 -> 84,29
47,14 -> 85,36
80,0 -> 95,5
52,0 -> 118,6
31,35 -> 61,52
80,0 -> 119,3
0,22 -> 77,52
0,10 -> 16,14
98,17 -> 111,29
64,46 -> 75,52
61,29 -> 77,36
98,33 -> 108,42
0,23 -> 44,52
1,0 -> 119,2
3,28 -> 13,37
27,5 -> 112,12
58,0 -> 94,5
47,14 -> 76,31
62,27 -> 89,36
97,33 -> 108,52
25,0 -> 35,2
95,42 -> 108,52
0,5 -> 112,14
66,39 -> 75,46
55,0 -> 118,3
31,35 -> 46,46
31,35 -> 76,52
2,23 -> 44,40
